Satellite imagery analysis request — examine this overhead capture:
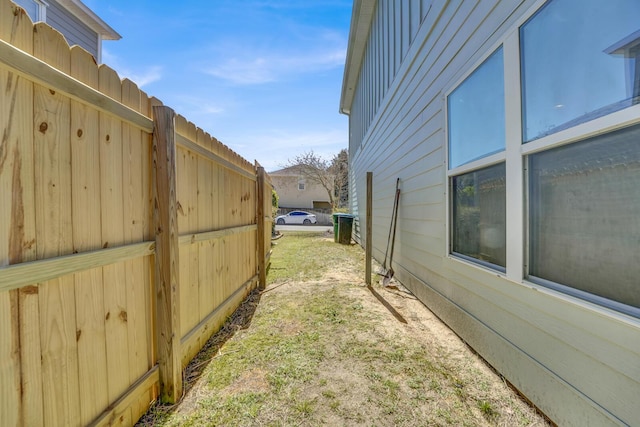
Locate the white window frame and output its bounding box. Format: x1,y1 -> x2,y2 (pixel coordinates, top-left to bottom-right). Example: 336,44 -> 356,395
15,0 -> 48,22
445,0 -> 640,315
444,42 -> 508,274
36,0 -> 47,21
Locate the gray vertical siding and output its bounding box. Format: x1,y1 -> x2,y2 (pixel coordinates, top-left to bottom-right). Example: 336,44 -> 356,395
350,0 -> 432,155
46,0 -> 99,58
347,1 -> 640,425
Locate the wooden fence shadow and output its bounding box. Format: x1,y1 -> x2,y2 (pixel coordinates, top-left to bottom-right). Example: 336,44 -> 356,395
136,289 -> 263,423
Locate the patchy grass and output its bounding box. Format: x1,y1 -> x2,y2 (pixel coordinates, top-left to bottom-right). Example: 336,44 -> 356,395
138,232 -> 551,427
267,231 -> 365,283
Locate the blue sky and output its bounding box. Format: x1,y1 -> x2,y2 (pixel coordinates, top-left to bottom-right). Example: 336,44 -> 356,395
84,0 -> 353,172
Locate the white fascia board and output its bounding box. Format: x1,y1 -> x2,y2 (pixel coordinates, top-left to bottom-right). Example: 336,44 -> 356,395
56,0 -> 121,40
339,0 -> 376,115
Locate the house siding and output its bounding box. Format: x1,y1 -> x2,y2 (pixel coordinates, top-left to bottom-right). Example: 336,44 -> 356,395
271,174 -> 330,210
346,1 -> 640,426
46,0 -> 99,58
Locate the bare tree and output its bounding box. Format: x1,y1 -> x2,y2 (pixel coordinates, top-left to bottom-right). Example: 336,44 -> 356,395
285,149 -> 348,209
329,149 -> 349,208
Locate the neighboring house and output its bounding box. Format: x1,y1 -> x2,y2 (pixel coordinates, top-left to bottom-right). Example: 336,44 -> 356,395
340,1 -> 639,426
13,0 -> 120,62
270,167 -> 332,210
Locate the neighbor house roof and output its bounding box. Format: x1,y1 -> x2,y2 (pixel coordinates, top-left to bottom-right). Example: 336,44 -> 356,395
269,166 -> 304,176
339,0 -> 375,115
57,0 -> 121,40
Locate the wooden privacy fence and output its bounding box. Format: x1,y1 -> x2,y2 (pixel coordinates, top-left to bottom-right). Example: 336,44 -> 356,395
0,2 -> 273,426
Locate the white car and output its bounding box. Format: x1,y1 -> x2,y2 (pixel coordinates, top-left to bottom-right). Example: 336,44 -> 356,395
275,211 -> 317,225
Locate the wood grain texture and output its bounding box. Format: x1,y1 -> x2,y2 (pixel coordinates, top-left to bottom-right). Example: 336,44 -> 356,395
196,128 -> 215,321
181,275 -> 257,367
33,22 -> 81,427
89,366 -> 159,427
0,3 -> 35,426
121,78 -> 153,398
0,39 -> 153,132
152,105 -> 182,403
175,116 -> 199,338
0,241 -> 155,292
211,137 -> 223,309
175,133 -> 256,181
257,167 -> 266,288
70,45 -> 109,425
0,292 -> 20,427
98,63 -> 130,408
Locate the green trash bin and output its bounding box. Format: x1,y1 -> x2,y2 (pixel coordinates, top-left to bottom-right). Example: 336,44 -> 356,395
337,214 -> 355,245
332,213 -> 341,242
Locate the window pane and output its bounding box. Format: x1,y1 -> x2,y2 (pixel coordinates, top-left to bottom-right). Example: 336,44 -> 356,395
451,163 -> 506,268
448,48 -> 505,169
521,0 -> 640,142
529,124 -> 640,310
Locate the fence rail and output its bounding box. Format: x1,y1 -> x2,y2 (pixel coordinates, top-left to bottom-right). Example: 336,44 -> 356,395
0,2 -> 272,426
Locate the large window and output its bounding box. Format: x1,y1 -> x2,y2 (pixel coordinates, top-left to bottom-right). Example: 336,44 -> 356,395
452,164 -> 506,269
528,124 -> 640,311
447,47 -> 506,270
448,48 -> 505,168
444,0 -> 640,316
520,0 -> 640,142
521,0 -> 640,314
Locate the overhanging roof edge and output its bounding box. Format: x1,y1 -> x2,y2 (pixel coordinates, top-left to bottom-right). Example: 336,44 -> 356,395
339,0 -> 376,115
56,0 -> 121,40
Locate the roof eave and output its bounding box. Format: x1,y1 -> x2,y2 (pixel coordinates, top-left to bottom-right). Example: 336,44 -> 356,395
56,0 -> 121,40
339,0 -> 376,115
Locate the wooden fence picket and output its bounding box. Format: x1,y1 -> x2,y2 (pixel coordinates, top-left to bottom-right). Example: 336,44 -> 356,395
257,166 -> 266,288
98,63 -> 131,412
69,45 -> 109,425
1,3 -> 37,426
121,78 -> 152,421
33,22 -> 82,427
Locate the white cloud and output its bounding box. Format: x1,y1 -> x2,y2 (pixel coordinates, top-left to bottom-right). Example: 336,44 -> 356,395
125,66 -> 163,87
176,95 -> 226,115
101,50 -> 163,88
206,57 -> 275,85
227,128 -> 348,171
203,48 -> 346,85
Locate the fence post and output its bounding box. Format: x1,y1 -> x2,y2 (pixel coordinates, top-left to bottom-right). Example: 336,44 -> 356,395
366,172 -> 373,285
256,166 -> 266,289
152,105 -> 182,403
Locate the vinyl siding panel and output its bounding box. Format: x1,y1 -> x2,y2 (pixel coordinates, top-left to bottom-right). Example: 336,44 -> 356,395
46,0 -> 99,58
346,0 -> 640,425
270,175 -> 330,210
409,1 -> 421,45
351,0 -> 436,156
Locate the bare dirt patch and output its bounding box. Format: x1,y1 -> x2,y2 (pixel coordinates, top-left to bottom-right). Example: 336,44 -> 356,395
138,233 -> 551,426
222,369 -> 270,397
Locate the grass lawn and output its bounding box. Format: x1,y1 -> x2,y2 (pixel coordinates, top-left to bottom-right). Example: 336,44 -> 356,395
138,232 -> 550,426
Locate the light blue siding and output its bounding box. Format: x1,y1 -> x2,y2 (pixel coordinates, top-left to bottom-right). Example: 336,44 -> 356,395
46,0 -> 99,58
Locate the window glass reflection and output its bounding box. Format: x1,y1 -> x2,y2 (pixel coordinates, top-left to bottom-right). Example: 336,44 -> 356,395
448,48 -> 505,168
451,163 -> 506,268
528,124 -> 640,309
520,0 -> 640,142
